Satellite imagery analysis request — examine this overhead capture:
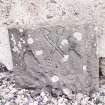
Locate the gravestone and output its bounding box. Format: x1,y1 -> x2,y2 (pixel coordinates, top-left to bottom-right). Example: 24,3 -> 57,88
8,23 -> 99,94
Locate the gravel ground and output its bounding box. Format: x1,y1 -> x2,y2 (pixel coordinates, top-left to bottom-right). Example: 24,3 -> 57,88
0,70 -> 105,105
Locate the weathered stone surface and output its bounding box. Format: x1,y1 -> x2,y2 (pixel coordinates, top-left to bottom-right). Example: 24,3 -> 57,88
0,26 -> 13,70
8,23 -> 99,94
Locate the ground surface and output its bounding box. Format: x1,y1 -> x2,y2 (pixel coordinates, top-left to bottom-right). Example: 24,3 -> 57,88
0,71 -> 105,105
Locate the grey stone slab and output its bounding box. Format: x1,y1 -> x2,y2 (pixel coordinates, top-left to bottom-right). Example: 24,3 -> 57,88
8,23 -> 99,94
0,27 -> 13,71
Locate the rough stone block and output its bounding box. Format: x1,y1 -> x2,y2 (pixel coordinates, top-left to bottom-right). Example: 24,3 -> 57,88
8,23 -> 99,94
0,26 -> 13,70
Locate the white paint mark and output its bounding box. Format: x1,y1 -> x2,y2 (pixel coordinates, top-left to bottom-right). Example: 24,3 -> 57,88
61,39 -> 69,46
51,75 -> 59,83
35,50 -> 43,56
83,65 -> 87,71
62,55 -> 69,62
73,32 -> 82,41
27,38 -> 34,44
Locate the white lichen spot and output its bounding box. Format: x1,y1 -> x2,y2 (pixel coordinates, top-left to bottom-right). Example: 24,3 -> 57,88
12,46 -> 20,53
35,50 -> 43,56
19,28 -> 23,33
18,41 -> 22,49
91,34 -> 94,37
28,34 -> 31,37
94,27 -> 98,31
51,75 -> 59,83
20,38 -> 25,44
23,48 -> 26,52
94,43 -> 97,47
62,55 -> 69,62
83,65 -> 87,71
59,45 -> 62,49
73,32 -> 82,41
27,38 -> 34,44
61,39 -> 69,46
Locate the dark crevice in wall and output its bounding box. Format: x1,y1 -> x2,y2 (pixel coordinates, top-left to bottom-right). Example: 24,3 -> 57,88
99,57 -> 105,86
0,62 -> 9,72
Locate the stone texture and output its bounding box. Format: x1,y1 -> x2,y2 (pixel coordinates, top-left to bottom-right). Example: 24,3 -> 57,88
0,26 -> 13,70
8,22 -> 99,94
0,0 -> 96,27
0,0 -> 104,58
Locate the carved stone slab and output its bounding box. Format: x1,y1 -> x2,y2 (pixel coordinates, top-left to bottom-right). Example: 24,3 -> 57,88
8,23 -> 99,94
